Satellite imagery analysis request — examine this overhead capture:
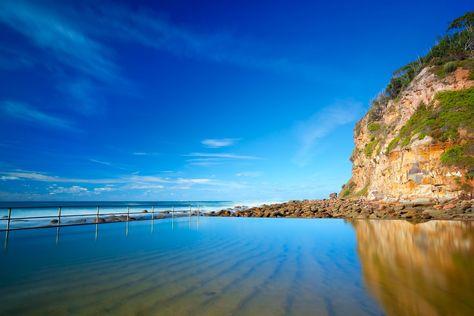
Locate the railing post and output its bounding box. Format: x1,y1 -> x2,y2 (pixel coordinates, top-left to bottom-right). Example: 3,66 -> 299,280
55,207 -> 62,245
171,206 -> 174,230
127,207 -> 130,221
151,205 -> 155,233
95,206 -> 100,241
58,207 -> 62,226
6,208 -> 12,231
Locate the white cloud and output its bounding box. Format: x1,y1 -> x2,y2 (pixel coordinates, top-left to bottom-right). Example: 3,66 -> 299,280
293,99 -> 363,166
0,0 -> 327,86
185,153 -> 261,160
88,158 -> 129,171
49,185 -> 88,195
0,171 -> 118,184
81,2 -> 323,78
93,185 -> 115,193
127,184 -> 165,190
89,159 -> 112,167
132,152 -> 159,156
0,175 -> 19,180
0,167 -> 255,199
1,100 -> 76,131
236,171 -> 262,177
201,138 -> 239,148
0,1 -> 120,83
0,170 -> 215,187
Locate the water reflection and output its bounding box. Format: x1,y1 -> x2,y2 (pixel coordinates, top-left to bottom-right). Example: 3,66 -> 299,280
352,220 -> 474,316
1,218 -> 472,315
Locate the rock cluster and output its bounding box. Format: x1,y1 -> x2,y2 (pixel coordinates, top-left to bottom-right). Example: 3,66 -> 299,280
209,198 -> 473,222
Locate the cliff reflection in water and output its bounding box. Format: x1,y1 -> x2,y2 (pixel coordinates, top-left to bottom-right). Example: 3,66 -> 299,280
352,220 -> 474,316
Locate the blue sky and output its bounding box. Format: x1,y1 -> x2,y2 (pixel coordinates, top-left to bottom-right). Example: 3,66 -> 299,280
0,0 -> 471,201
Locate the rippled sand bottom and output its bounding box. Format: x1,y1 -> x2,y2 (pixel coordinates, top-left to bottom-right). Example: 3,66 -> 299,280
0,217 -> 472,315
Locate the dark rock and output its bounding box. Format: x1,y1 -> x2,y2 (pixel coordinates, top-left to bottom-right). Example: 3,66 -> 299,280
208,198 -> 473,221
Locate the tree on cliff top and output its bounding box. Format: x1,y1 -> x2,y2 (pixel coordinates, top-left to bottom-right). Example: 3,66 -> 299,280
383,12 -> 473,100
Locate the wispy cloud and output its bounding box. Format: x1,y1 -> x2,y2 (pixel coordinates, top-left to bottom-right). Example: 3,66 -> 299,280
1,171 -> 117,184
89,159 -> 113,167
201,138 -> 239,148
186,153 -> 261,160
0,0 -> 322,84
1,100 -> 77,131
0,0 -> 329,124
82,2 -> 320,78
187,158 -> 223,167
60,79 -> 105,115
132,152 -> 160,156
126,183 -> 164,190
88,158 -> 130,171
236,171 -> 262,177
185,152 -> 261,167
49,185 -> 88,195
0,170 -> 214,186
0,168 -> 252,198
0,1 -> 121,83
0,175 -> 19,180
93,186 -> 114,193
0,1 -> 125,117
293,100 -> 363,166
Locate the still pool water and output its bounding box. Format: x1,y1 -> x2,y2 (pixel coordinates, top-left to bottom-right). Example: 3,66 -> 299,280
1,217 -> 473,315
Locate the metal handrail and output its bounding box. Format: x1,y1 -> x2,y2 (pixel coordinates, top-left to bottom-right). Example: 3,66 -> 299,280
0,202 -> 222,209
0,210 -> 185,221
1,205 -> 201,232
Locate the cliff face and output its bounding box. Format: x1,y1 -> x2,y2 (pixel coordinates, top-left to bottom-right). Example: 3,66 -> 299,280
343,65 -> 473,202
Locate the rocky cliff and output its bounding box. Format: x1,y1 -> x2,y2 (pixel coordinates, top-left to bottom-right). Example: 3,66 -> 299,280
341,12 -> 474,202
342,64 -> 473,202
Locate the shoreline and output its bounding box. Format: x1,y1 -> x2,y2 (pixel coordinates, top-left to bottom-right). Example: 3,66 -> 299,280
209,198 -> 474,222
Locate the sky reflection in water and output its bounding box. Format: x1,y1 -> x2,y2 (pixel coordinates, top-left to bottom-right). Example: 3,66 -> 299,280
1,218 -> 473,315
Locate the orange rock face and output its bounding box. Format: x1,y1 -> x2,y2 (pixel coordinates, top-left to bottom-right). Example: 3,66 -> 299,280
345,67 -> 474,202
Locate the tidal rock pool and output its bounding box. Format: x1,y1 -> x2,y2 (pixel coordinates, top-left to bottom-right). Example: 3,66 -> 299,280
1,217 -> 473,315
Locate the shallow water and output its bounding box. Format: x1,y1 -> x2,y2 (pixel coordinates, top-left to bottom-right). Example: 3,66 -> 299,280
0,218 -> 473,315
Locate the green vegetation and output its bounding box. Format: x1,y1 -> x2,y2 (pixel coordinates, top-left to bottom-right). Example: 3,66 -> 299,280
368,122 -> 381,132
441,143 -> 474,171
364,139 -> 378,157
366,12 -> 473,124
354,183 -> 369,197
340,181 -> 355,198
434,88 -> 474,140
386,88 -> 474,153
386,137 -> 400,154
435,59 -> 474,78
341,181 -> 370,198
